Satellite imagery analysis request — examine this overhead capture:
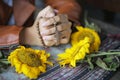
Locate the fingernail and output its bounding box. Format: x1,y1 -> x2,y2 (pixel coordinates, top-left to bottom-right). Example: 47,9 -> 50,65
41,32 -> 46,35
43,37 -> 47,40
46,13 -> 55,17
41,22 -> 47,27
41,32 -> 44,35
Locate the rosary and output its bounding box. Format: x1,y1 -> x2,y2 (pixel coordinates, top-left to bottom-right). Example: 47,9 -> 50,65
36,17 -> 60,47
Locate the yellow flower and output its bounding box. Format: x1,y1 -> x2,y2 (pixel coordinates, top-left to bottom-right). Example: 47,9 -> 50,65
8,46 -> 53,79
58,37 -> 90,67
57,26 -> 101,67
71,26 -> 101,52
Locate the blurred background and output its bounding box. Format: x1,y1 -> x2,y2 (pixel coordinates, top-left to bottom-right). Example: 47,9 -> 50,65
77,0 -> 120,28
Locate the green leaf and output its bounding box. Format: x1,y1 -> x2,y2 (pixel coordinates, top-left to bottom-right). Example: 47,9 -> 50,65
0,58 -> 10,65
96,58 -> 109,70
95,57 -> 119,71
110,62 -> 119,70
103,56 -> 114,63
84,11 -> 101,33
0,60 -> 10,64
87,57 -> 94,69
0,51 -> 3,58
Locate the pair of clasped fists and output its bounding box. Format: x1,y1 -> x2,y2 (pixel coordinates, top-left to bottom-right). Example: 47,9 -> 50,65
33,6 -> 72,46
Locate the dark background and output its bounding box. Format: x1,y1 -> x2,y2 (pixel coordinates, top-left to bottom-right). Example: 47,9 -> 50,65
77,0 -> 120,28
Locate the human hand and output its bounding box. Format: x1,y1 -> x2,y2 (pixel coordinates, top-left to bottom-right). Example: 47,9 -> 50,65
39,14 -> 72,46
20,6 -> 71,46
33,6 -> 72,46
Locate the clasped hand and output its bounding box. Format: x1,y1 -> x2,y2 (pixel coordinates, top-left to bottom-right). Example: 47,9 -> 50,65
33,6 -> 72,46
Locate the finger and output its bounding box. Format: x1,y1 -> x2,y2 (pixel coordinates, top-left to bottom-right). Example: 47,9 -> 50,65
40,21 -> 71,36
33,6 -> 55,27
44,37 -> 60,46
39,18 -> 54,30
60,34 -> 71,44
60,29 -> 72,38
54,14 -> 68,23
60,38 -> 70,44
41,27 -> 56,36
42,28 -> 71,41
41,14 -> 69,27
44,40 -> 55,46
36,6 -> 55,19
56,22 -> 72,31
60,29 -> 71,44
41,21 -> 72,36
42,35 -> 56,41
43,29 -> 71,46
33,17 -> 39,27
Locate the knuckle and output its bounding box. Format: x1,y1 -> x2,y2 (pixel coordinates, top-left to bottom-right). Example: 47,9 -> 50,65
45,41 -> 54,46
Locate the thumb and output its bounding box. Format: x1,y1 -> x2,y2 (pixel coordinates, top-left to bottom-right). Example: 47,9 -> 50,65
37,6 -> 55,18
33,6 -> 55,27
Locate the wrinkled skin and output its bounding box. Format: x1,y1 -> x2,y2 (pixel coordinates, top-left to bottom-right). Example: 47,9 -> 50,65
20,6 -> 72,46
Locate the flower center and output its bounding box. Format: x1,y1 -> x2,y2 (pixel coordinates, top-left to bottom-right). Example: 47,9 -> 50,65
17,50 -> 41,67
79,32 -> 95,44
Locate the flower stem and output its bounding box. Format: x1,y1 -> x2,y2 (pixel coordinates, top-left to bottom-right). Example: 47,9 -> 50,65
87,51 -> 120,58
